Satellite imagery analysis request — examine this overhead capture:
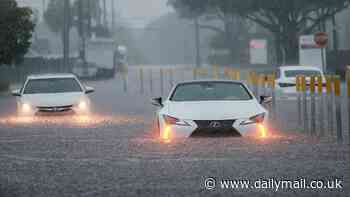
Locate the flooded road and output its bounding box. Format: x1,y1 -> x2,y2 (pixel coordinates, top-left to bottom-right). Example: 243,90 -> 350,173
0,66 -> 349,197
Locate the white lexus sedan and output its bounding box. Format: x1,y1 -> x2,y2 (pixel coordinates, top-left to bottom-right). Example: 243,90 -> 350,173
152,80 -> 271,141
11,74 -> 94,116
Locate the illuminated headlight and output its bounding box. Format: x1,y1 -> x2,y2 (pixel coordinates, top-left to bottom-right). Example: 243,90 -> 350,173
22,103 -> 32,112
163,115 -> 190,126
162,126 -> 172,142
78,101 -> 88,110
240,113 -> 265,125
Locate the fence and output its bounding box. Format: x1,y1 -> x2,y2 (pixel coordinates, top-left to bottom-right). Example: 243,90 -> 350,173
119,65 -> 350,144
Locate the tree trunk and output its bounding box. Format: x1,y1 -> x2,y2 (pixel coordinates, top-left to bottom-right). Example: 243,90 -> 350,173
283,32 -> 299,65
224,19 -> 239,64
274,36 -> 284,65
273,25 -> 299,65
332,15 -> 338,52
227,33 -> 237,64
0,81 -> 10,92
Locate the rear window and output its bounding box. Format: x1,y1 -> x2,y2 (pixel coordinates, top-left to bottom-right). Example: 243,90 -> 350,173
170,82 -> 253,101
284,70 -> 322,78
23,78 -> 82,94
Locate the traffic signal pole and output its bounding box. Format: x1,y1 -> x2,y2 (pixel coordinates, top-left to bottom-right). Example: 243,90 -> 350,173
111,0 -> 116,33
63,0 -> 70,72
195,17 -> 201,67
78,0 -> 86,65
103,0 -> 107,27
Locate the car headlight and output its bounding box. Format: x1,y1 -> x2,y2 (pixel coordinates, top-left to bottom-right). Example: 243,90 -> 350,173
163,115 -> 190,126
240,113 -> 265,125
78,101 -> 87,110
22,103 -> 32,112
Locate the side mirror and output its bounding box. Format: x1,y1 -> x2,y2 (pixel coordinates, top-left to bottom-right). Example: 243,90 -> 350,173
11,89 -> 21,97
151,97 -> 163,107
85,86 -> 95,94
260,96 -> 272,104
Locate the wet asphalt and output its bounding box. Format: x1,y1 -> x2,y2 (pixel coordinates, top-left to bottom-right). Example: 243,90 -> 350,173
0,66 -> 349,197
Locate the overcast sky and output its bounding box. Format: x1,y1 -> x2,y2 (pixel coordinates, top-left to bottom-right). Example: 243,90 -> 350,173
117,0 -> 172,27
17,0 -> 172,28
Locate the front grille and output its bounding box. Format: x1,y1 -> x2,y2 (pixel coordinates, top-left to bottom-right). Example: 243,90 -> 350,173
194,120 -> 235,128
191,119 -> 241,137
37,105 -> 73,112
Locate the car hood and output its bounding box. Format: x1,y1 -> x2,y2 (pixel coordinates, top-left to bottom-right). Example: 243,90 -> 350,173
21,92 -> 85,107
164,100 -> 265,120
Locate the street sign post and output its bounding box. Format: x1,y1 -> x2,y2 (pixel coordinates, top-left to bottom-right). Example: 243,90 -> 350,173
299,33 -> 328,72
314,32 -> 329,72
249,39 -> 268,65
314,32 -> 329,48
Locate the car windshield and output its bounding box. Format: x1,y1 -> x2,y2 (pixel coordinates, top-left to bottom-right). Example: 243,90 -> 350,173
23,78 -> 82,94
284,70 -> 322,78
170,82 -> 252,101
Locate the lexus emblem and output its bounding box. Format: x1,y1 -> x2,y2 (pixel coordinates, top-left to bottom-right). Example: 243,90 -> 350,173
209,121 -> 221,128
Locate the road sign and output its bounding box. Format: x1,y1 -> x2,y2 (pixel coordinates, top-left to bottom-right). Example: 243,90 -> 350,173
299,35 -> 326,71
314,32 -> 329,48
249,39 -> 267,64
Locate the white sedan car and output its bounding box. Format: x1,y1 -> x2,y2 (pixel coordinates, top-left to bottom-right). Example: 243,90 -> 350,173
12,74 -> 94,116
152,80 -> 271,140
275,66 -> 325,100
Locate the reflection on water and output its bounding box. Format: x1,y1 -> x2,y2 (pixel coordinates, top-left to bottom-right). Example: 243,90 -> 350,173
0,114 -> 144,128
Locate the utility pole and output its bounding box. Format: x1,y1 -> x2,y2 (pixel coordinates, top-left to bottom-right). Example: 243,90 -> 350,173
332,15 -> 339,52
111,0 -> 115,33
97,0 -> 102,26
87,0 -> 92,37
103,0 -> 107,27
42,0 -> 46,21
194,17 -> 201,67
78,0 -> 86,64
63,0 -> 70,72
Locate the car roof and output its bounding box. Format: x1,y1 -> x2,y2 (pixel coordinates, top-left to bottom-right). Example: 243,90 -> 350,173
176,80 -> 243,85
279,66 -> 322,71
27,73 -> 77,80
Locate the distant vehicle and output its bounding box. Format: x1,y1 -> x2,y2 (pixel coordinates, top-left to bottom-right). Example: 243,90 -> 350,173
87,36 -> 127,69
114,45 -> 128,72
275,66 -> 325,100
11,74 -> 94,116
151,80 -> 271,141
